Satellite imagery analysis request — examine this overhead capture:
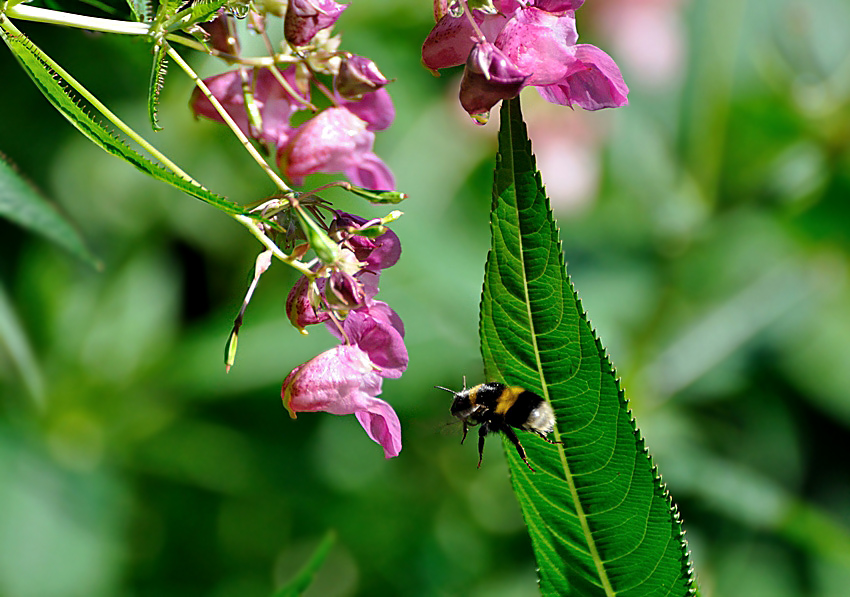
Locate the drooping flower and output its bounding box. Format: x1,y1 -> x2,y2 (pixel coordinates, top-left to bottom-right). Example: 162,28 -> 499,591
191,67 -> 308,146
329,211 -> 401,272
282,344 -> 402,458
421,0 -> 628,119
284,0 -> 348,47
278,106 -> 395,189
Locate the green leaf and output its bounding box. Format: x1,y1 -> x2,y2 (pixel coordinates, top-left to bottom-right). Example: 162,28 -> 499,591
0,18 -> 249,217
0,153 -> 99,267
479,98 -> 697,596
148,40 -> 167,131
270,531 -> 335,597
165,0 -> 228,33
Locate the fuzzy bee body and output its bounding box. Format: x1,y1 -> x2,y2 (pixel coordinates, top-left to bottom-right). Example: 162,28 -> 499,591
436,382 -> 558,472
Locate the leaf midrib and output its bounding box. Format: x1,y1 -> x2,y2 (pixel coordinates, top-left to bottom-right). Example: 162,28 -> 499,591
503,100 -> 615,597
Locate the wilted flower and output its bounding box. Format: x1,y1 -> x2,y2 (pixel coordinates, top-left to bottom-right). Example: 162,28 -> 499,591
282,344 -> 402,458
329,211 -> 401,271
284,0 -> 348,47
421,0 -> 628,120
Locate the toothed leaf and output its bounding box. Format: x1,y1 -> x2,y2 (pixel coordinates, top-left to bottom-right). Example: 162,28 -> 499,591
479,98 -> 697,595
148,40 -> 167,131
165,0 -> 228,33
0,24 -> 249,216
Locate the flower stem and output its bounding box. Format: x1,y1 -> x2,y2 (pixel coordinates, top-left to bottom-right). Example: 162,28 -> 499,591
166,45 -> 292,193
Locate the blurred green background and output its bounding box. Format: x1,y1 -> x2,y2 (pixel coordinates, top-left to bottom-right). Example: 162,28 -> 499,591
2,0 -> 850,595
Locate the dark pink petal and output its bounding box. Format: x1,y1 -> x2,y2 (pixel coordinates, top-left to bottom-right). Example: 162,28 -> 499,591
284,0 -> 348,46
422,11 -> 509,71
537,44 -> 629,110
280,108 -> 373,184
325,301 -> 407,378
281,345 -> 402,458
495,6 -> 577,87
530,0 -> 584,12
339,89 -> 395,132
332,212 -> 402,270
459,42 -> 529,118
286,275 -> 330,330
326,270 -> 366,310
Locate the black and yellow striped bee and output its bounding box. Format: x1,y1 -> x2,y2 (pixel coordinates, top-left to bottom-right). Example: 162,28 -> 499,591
435,382 -> 558,472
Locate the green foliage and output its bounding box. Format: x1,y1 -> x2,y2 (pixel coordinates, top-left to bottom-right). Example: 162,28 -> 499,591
0,153 -> 97,266
148,40 -> 168,131
480,98 -> 695,595
0,16 -> 248,215
270,531 -> 336,597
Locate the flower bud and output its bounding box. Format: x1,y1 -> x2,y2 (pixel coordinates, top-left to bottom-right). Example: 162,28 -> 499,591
335,54 -> 391,99
459,42 -> 529,121
284,0 -> 348,47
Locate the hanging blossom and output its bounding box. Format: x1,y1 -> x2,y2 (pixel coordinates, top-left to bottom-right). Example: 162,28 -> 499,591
422,0 -> 629,121
283,211 -> 406,458
190,2 -> 396,190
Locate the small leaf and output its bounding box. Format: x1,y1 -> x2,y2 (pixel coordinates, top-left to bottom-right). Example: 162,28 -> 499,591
0,153 -> 99,267
165,0 -> 228,33
148,40 -> 168,131
479,98 -> 697,595
270,531 -> 335,597
346,186 -> 408,205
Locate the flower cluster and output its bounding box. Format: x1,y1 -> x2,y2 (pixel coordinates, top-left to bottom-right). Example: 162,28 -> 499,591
191,0 -> 396,190
422,0 -> 629,121
282,211 -> 406,458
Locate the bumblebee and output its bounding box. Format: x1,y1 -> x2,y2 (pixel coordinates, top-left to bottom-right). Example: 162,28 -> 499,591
435,382 -> 558,472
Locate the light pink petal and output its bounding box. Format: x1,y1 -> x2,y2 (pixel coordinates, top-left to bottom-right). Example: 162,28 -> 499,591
495,7 -> 578,87
281,108 -> 373,179
355,400 -> 402,458
343,152 -> 396,191
324,301 -> 408,378
537,44 -> 629,110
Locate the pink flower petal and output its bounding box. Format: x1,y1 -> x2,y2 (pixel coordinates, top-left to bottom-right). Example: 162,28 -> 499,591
422,10 -> 509,71
495,6 -> 577,87
537,44 -> 629,110
355,402 -> 402,458
281,107 -> 373,179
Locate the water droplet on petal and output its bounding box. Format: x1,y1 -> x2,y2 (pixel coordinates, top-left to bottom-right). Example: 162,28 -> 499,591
471,112 -> 490,125
448,0 -> 464,17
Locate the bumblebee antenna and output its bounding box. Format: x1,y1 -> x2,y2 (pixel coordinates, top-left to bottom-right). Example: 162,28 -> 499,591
462,375 -> 467,391
434,386 -> 456,395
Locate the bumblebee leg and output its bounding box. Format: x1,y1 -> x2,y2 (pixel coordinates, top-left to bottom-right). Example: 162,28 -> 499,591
534,431 -> 562,445
461,422 -> 469,445
476,423 -> 489,469
504,426 -> 536,472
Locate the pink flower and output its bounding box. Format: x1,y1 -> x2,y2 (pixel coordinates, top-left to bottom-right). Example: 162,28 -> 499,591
191,67 -> 308,146
278,107 -> 395,190
282,345 -> 402,458
326,301 -> 408,379
284,0 -> 348,46
336,54 -> 391,98
421,0 -> 628,119
330,211 -> 401,271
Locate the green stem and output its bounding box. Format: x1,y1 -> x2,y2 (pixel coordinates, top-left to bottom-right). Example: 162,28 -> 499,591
235,215 -> 313,276
166,46 -> 292,194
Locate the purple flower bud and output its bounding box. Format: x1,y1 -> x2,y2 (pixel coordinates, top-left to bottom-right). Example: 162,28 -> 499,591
199,11 -> 240,55
335,54 -> 391,99
326,301 -> 407,379
282,345 -> 401,458
284,0 -> 348,47
459,42 -> 529,119
326,270 -> 366,310
286,275 -> 330,331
